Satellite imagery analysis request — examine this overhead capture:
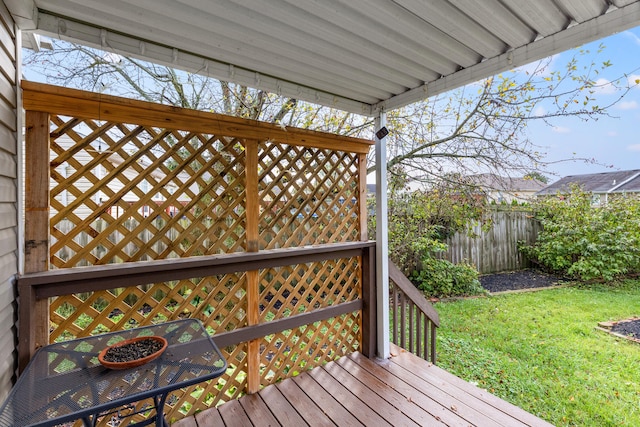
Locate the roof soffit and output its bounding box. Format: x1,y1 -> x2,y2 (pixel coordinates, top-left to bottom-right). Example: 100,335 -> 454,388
9,0 -> 640,115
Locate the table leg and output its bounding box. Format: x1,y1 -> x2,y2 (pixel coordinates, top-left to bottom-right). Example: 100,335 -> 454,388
154,393 -> 170,427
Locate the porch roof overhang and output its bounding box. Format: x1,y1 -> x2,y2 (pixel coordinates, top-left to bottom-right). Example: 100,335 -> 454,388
7,0 -> 640,116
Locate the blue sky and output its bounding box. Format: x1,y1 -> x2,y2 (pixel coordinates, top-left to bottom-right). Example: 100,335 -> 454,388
526,27 -> 640,181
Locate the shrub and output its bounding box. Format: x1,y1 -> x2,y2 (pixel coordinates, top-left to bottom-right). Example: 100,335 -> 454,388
521,186 -> 640,282
412,258 -> 484,297
409,235 -> 485,297
366,171 -> 487,297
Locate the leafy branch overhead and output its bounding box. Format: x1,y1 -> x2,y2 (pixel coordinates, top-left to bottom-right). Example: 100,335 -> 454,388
24,40 -> 638,190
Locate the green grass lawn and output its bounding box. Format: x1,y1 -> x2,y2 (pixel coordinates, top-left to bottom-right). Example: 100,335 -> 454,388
434,281 -> 640,427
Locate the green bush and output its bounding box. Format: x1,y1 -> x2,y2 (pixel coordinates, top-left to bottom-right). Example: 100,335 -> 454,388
412,257 -> 484,297
367,170 -> 486,297
408,235 -> 485,297
521,186 -> 640,282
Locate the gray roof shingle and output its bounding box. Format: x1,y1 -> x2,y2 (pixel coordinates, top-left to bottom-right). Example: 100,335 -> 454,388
536,170 -> 640,195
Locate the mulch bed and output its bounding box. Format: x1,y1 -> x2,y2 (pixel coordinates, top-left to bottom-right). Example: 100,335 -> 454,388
479,269 -> 568,293
598,318 -> 640,342
611,319 -> 640,340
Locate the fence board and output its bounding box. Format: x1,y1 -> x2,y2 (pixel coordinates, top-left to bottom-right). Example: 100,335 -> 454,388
442,208 -> 540,274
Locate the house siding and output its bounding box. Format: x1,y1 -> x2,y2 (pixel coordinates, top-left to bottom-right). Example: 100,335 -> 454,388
0,0 -> 17,402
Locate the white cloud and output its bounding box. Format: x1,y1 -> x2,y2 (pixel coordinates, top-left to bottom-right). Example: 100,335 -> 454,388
591,78 -> 617,95
102,52 -> 123,64
628,144 -> 640,152
628,74 -> 640,88
533,106 -> 546,117
617,100 -> 639,110
552,126 -> 570,134
623,31 -> 640,46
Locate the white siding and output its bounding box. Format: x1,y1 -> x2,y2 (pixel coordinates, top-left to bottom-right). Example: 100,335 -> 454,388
0,0 -> 17,402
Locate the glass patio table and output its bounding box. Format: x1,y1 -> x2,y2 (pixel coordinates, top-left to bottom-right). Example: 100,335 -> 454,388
0,319 -> 227,427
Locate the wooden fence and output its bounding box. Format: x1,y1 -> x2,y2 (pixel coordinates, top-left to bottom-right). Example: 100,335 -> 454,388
441,207 -> 540,274
20,81 -> 374,425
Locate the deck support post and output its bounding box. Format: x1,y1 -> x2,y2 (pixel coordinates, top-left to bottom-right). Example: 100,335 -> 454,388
374,110 -> 390,359
245,140 -> 261,394
20,110 -> 50,373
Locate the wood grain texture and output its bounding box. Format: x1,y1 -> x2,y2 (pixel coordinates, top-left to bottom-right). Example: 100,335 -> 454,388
21,81 -> 373,154
442,208 -> 541,274
22,111 -> 50,371
181,349 -> 553,426
20,81 -> 376,421
24,111 -> 50,273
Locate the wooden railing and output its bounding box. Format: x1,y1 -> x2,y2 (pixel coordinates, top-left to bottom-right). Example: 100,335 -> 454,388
18,242 -> 376,424
389,261 -> 440,363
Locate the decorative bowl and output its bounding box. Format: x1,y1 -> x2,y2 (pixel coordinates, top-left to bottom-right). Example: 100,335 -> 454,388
98,336 -> 168,370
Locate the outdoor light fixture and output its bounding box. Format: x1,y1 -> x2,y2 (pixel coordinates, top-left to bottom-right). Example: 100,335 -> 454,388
375,126 -> 389,140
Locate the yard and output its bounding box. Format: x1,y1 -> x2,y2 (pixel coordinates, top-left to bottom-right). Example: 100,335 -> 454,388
435,280 -> 640,426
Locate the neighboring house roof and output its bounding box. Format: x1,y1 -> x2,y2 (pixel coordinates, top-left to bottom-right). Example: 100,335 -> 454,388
536,170 -> 640,196
467,174 -> 546,193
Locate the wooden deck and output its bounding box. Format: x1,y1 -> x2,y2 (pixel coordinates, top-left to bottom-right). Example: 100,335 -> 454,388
173,344 -> 553,427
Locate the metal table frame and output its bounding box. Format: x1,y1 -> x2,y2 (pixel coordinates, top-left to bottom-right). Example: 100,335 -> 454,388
0,319 -> 227,427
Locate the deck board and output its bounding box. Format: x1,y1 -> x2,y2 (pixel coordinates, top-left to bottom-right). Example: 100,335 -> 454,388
334,356 -> 444,426
239,393 -> 280,426
344,353 -> 472,427
388,345 -> 536,426
276,378 -> 336,427
375,352 -> 510,426
292,372 -> 362,426
259,381 -> 307,426
308,366 -> 392,426
322,360 -> 421,426
217,399 -> 252,427
173,344 -> 554,427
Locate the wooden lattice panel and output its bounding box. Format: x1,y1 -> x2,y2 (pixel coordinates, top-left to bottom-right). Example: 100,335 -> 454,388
27,84 -> 371,425
259,142 -> 361,249
49,272 -> 247,341
49,115 -> 247,268
166,343 -> 248,421
259,257 -> 362,322
49,273 -> 247,425
260,312 -> 361,387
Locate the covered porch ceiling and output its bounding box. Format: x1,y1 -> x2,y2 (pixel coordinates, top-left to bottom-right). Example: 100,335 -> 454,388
7,0 -> 640,115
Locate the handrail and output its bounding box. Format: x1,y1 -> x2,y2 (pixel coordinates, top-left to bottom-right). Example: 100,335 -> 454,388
17,241 -> 377,372
388,261 -> 439,363
19,241 -> 374,298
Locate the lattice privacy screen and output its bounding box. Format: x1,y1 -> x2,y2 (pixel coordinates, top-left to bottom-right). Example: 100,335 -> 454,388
49,114 -> 361,268
49,257 -> 361,419
38,106 -> 366,424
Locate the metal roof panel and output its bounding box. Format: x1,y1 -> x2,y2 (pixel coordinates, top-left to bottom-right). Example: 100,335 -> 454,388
12,0 -> 640,115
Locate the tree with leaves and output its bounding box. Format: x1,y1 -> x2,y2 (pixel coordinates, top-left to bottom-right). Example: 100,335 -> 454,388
24,40 -> 639,292
24,40 -> 637,190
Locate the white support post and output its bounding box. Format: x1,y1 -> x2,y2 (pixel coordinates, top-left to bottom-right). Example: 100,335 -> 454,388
374,110 -> 390,359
